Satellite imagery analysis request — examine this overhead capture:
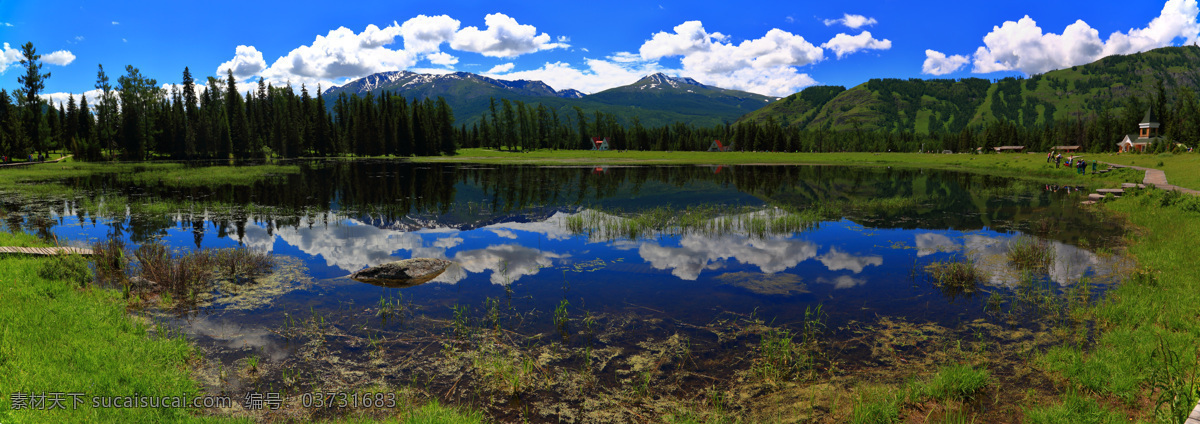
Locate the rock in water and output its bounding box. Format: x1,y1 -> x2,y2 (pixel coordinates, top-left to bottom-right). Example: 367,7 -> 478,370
349,258 -> 452,288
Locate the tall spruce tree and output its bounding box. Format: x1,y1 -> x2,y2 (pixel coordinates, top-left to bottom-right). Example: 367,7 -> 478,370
436,97 -> 455,155
225,69 -> 249,158
94,65 -> 117,157
181,67 -> 198,158
17,42 -> 49,157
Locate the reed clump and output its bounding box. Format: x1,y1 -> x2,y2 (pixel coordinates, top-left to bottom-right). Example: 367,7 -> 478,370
753,305 -> 826,383
213,247 -> 276,281
926,256 -> 983,295
89,236 -> 275,304
90,237 -> 128,286
134,244 -> 216,299
1006,236 -> 1055,270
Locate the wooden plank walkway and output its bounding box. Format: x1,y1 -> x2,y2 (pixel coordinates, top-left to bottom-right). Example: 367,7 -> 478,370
0,246 -> 93,255
1105,164 -> 1200,196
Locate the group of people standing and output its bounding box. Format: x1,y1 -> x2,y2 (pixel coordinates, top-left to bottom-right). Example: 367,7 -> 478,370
1,153 -> 46,164
1047,151 -> 1097,175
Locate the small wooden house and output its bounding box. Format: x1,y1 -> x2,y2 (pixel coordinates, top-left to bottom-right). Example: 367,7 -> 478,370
591,137 -> 610,151
992,146 -> 1025,153
1052,145 -> 1081,153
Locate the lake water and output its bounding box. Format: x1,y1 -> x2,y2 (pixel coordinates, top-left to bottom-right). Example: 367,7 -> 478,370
0,160 -> 1132,420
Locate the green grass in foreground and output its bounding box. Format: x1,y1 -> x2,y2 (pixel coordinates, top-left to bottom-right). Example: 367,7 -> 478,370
1037,189 -> 1200,423
0,231 -> 236,423
0,231 -> 482,424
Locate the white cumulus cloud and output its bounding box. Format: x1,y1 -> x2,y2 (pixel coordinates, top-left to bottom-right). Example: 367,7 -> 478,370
0,43 -> 25,73
216,45 -> 267,80
921,49 -> 970,75
223,13 -> 566,90
637,21 -> 823,96
450,13 -> 567,58
941,0 -> 1200,75
400,14 -> 461,54
1,44 -> 75,73
821,31 -> 892,59
41,50 -> 76,66
426,51 -> 459,66
256,24 -> 415,88
824,13 -> 878,29
485,62 -> 515,74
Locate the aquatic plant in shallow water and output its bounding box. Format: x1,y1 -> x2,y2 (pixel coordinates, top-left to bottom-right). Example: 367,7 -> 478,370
134,243 -> 216,300
212,247 -> 275,281
1006,236 -> 1055,270
926,256 -> 983,297
753,305 -> 826,383
923,364 -> 990,402
90,237 -> 127,287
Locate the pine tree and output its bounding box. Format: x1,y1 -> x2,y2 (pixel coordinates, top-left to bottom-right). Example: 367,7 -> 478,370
225,69 -> 248,158
95,65 -> 117,158
65,94 -> 78,147
17,42 -> 49,157
181,67 -> 198,158
436,97 -> 456,155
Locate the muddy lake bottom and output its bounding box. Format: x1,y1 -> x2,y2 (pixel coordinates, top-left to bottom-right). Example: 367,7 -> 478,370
0,161 -> 1135,422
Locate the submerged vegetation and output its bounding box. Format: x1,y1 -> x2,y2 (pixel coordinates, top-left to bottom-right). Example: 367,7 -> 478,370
89,236 -> 277,308
1007,236 -> 1056,270
925,256 -> 983,297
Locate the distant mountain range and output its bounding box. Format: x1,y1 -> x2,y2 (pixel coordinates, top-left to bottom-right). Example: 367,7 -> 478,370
322,46 -> 1200,133
322,71 -> 776,128
740,46 -> 1200,133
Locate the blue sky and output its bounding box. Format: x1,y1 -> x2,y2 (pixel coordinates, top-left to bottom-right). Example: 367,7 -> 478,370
1,0 -> 1197,104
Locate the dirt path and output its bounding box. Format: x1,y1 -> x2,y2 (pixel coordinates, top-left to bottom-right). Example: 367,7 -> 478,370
1105,163 -> 1200,195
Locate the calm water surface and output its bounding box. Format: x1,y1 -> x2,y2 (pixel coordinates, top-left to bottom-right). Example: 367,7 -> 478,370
2,161 -> 1129,399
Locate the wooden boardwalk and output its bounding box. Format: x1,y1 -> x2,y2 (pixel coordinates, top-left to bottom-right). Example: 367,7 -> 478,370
1105,164 -> 1200,196
0,246 -> 93,255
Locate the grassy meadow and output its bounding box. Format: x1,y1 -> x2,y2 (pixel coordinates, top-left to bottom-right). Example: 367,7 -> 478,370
0,158 -> 301,199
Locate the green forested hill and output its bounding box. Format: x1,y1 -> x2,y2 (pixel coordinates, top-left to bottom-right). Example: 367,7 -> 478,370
741,46 -> 1200,137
